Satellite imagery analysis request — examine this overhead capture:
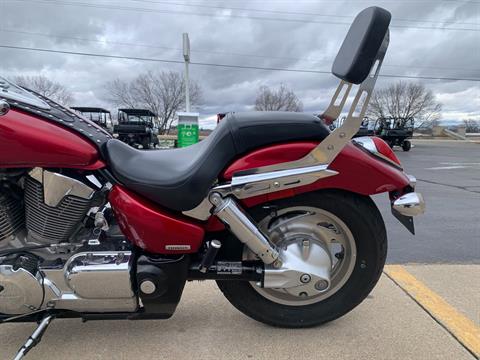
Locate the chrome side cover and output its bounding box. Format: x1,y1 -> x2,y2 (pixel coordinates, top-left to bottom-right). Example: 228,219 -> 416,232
65,252 -> 134,299
0,251 -> 137,315
0,266 -> 44,314
42,251 -> 137,312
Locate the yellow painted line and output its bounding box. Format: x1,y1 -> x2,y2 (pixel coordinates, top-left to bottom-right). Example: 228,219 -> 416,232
384,265 -> 480,358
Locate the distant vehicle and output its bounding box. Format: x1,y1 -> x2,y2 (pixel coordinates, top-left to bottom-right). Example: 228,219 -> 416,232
356,117 -> 375,137
374,117 -> 414,151
113,109 -> 160,149
71,107 -> 113,132
336,116 -> 374,137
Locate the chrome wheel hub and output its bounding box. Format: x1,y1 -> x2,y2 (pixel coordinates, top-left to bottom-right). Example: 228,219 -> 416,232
244,206 -> 357,306
263,235 -> 332,297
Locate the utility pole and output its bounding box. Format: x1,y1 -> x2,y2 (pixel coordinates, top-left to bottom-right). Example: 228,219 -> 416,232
177,32 -> 199,148
183,33 -> 190,112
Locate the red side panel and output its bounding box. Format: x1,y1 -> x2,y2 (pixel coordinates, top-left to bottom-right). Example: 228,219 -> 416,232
0,108 -> 104,169
222,141 -> 410,208
109,185 -> 205,254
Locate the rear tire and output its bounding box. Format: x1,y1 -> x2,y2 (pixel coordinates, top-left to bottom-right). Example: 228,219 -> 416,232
216,190 -> 387,328
402,140 -> 411,151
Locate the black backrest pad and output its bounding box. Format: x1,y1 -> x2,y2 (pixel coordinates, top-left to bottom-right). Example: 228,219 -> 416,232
332,6 -> 391,84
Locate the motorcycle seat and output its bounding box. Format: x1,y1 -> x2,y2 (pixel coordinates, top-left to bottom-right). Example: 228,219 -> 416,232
105,111 -> 330,212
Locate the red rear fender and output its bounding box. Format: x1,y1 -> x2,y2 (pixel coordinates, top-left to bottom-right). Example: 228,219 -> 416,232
221,141 -> 410,208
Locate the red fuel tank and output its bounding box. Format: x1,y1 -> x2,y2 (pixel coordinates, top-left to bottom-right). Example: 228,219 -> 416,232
0,108 -> 104,169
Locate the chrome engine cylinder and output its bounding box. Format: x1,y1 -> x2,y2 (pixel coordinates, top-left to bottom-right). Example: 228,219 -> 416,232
25,168 -> 95,244
0,192 -> 24,245
0,169 -> 138,315
211,194 -> 279,264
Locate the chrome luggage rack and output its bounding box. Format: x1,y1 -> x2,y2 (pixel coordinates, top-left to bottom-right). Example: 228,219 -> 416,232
184,33 -> 389,220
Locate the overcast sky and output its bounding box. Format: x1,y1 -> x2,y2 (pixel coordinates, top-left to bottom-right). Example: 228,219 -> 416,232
1,0 -> 479,128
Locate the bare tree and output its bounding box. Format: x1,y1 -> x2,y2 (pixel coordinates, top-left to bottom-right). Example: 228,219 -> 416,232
254,84 -> 303,112
463,119 -> 480,133
105,70 -> 202,133
12,75 -> 74,105
367,81 -> 441,128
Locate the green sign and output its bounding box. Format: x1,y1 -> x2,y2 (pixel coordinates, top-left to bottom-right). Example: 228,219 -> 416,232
177,123 -> 199,147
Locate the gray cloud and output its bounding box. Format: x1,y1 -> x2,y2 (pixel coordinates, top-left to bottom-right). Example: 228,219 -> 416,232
1,0 -> 478,128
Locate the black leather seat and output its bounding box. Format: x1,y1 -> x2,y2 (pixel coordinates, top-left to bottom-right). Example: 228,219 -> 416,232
105,112 -> 330,212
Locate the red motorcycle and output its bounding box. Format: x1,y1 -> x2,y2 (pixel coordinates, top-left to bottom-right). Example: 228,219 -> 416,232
0,7 -> 424,359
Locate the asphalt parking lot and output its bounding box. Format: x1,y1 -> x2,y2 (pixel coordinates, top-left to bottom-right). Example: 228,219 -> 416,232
1,140 -> 479,360
376,139 -> 480,264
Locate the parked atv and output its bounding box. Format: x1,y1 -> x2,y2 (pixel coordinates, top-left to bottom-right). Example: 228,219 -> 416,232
113,109 -> 160,149
71,107 -> 113,133
374,117 -> 414,151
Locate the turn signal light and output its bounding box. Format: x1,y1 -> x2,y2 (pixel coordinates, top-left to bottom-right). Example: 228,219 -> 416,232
352,136 -> 402,168
371,137 -> 401,166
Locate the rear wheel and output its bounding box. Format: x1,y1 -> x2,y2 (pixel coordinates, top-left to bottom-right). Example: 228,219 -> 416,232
402,140 -> 411,151
142,138 -> 150,150
216,190 -> 387,328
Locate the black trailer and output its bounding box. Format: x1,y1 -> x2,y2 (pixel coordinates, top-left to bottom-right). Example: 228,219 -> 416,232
113,109 -> 160,149
71,107 -> 113,132
374,117 -> 414,151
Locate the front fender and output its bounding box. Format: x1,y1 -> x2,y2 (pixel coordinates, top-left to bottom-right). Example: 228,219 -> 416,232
221,141 -> 410,208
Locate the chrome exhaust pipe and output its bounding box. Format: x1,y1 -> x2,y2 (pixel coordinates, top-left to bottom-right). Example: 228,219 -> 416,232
210,193 -> 279,264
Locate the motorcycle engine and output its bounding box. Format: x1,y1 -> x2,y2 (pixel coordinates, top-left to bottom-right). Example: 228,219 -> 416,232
0,168 -> 137,315
0,168 -> 96,254
25,168 -> 95,245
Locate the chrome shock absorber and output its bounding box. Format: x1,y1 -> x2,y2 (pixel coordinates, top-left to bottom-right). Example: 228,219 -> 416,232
209,193 -> 280,265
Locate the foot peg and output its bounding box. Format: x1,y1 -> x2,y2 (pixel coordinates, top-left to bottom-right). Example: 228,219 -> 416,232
14,314 -> 54,360
199,240 -> 222,273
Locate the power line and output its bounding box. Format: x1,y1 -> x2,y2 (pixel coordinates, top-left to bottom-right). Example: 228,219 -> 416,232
128,0 -> 480,27
5,28 -> 478,73
13,0 -> 480,32
1,44 -> 479,82
150,0 -> 480,2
